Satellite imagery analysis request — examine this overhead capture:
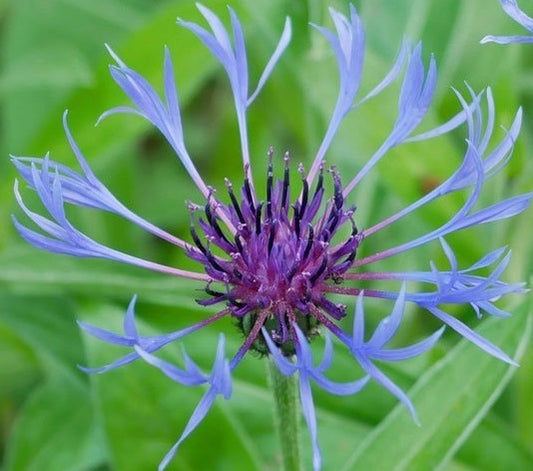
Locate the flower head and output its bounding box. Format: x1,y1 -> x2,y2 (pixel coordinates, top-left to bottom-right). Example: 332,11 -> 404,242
12,4 -> 531,470
482,0 -> 533,44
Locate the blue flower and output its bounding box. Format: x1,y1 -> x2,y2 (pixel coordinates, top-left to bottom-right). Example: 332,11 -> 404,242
482,0 -> 533,44
12,4 -> 531,470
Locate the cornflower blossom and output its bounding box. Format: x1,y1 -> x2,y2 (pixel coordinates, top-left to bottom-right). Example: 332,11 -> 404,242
482,0 -> 533,44
11,4 -> 531,470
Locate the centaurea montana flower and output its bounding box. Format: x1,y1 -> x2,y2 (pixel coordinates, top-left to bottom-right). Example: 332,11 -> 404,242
12,4 -> 531,470
482,0 -> 533,44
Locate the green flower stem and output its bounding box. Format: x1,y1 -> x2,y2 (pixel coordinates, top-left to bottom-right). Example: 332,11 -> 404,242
268,358 -> 303,471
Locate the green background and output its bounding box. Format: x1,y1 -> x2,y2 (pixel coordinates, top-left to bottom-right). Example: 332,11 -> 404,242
0,0 -> 532,470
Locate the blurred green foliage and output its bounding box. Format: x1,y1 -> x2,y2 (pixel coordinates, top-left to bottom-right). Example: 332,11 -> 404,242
0,0 -> 532,470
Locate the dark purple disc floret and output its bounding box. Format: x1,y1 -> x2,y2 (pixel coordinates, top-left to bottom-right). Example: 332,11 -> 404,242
189,149 -> 361,355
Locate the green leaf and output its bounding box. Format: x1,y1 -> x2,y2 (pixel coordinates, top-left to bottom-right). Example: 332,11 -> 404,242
511,278 -> 533,453
0,294 -> 84,374
0,44 -> 93,92
3,374 -> 106,471
456,414 -> 533,471
0,0 -> 168,156
0,322 -> 41,399
341,302 -> 531,471
0,246 -> 200,308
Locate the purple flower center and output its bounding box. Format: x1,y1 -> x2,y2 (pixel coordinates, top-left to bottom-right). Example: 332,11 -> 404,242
188,150 -> 361,354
